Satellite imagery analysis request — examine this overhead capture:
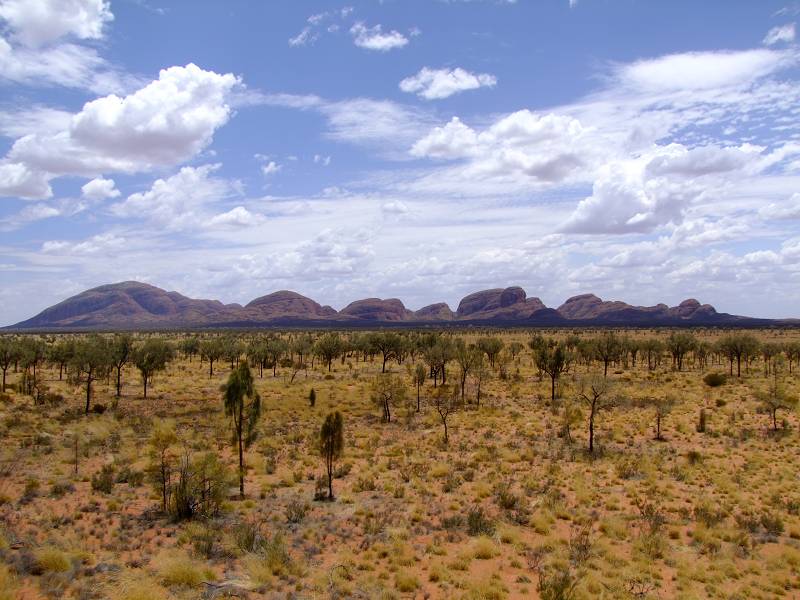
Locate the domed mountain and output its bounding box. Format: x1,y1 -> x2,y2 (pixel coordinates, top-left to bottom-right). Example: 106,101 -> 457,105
8,281 -> 772,329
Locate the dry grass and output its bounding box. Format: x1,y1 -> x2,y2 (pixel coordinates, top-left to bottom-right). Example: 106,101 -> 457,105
0,328 -> 799,598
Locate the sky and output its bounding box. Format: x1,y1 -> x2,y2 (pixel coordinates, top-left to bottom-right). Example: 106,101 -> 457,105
1,0 -> 800,325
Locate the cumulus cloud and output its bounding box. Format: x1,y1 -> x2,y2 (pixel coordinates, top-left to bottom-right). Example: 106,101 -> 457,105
1,64 -> 239,197
350,22 -> 408,51
111,164 -> 237,230
0,0 -> 131,94
561,144 -> 766,234
399,67 -> 497,100
764,23 -> 796,46
81,176 -> 119,200
381,200 -> 408,214
0,0 -> 113,47
0,161 -> 53,199
261,161 -> 281,176
206,206 -> 266,228
412,110 -> 592,183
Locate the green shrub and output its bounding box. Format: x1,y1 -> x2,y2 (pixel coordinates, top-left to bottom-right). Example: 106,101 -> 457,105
703,373 -> 726,387
91,464 -> 115,494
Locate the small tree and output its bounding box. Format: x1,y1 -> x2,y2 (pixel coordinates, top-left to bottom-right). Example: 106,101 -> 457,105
133,338 -> 174,398
314,333 -> 342,372
319,411 -> 344,501
576,376 -> 621,453
454,339 -> 481,403
667,332 -> 696,372
472,353 -> 489,407
431,384 -> 459,445
648,394 -> 678,440
0,337 -> 18,392
222,362 -> 261,498
370,373 -> 407,423
534,342 -> 572,401
110,333 -> 134,398
412,363 -> 426,412
200,338 -> 224,378
477,337 -> 504,368
756,381 -> 798,431
70,336 -> 111,415
48,339 -> 74,381
146,421 -> 178,512
593,333 -> 623,378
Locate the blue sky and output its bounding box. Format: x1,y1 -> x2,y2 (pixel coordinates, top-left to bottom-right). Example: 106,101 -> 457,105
1,0 -> 800,324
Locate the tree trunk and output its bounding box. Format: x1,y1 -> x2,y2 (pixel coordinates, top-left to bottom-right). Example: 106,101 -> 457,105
238,428 -> 245,499
588,411 -> 595,453
85,378 -> 92,415
116,367 -> 122,397
143,375 -> 148,399
327,456 -> 334,501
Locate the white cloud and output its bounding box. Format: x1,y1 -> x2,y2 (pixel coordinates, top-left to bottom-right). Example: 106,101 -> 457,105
412,111 -> 593,183
81,176 -> 119,200
381,200 -> 408,214
313,154 -> 331,166
261,160 -> 281,176
288,26 -> 316,47
561,144 -> 766,234
2,64 -> 239,196
0,161 -> 52,198
399,67 -> 497,100
350,22 -> 408,51
616,48 -> 795,93
206,206 -> 266,228
760,192 -> 800,220
0,0 -> 113,47
42,232 -> 125,255
0,35 -> 132,93
764,23 -> 796,46
0,106 -> 72,138
112,164 -> 237,229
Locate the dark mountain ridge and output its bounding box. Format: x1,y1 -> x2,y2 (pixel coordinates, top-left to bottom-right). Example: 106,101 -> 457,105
6,281 -> 788,330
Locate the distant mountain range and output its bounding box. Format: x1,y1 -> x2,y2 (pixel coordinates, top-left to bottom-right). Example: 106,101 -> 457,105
5,281 -> 793,330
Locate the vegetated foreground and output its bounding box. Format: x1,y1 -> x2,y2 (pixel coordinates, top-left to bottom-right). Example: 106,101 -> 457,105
0,328 -> 799,599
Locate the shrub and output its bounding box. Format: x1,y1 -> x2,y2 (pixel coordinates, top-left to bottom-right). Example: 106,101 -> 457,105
91,464 -> 115,494
109,575 -> 168,600
686,450 -> 703,465
258,533 -> 293,577
34,547 -> 71,573
703,373 -> 726,387
50,481 -> 75,498
761,512 -> 785,537
472,536 -> 499,559
467,506 -> 495,536
395,570 -> 420,592
286,499 -> 309,524
696,409 -> 706,433
170,452 -> 229,520
0,564 -> 18,600
495,484 -> 519,510
157,553 -> 206,587
537,568 -> 579,600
